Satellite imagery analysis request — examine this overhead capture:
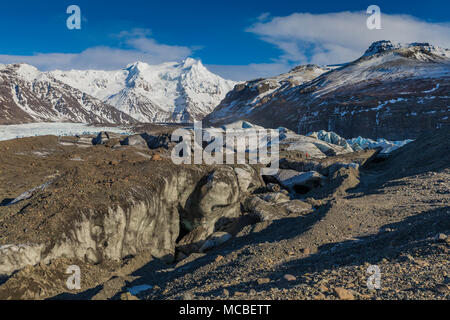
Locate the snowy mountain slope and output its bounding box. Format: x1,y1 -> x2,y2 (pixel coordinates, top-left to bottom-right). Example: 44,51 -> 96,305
205,41 -> 450,140
0,64 -> 137,125
50,59 -> 237,123
204,64 -> 332,125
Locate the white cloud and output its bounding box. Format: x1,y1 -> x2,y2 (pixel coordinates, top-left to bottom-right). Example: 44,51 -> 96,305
3,12 -> 449,82
257,12 -> 271,22
0,23 -> 288,81
247,11 -> 450,65
0,28 -> 193,71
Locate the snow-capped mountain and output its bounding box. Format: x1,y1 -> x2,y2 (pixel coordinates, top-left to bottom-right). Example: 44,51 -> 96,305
0,63 -> 136,125
204,64 -> 333,125
50,58 -> 237,123
205,41 -> 450,140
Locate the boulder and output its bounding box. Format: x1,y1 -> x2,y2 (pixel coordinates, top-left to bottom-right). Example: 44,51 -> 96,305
199,232 -> 232,252
233,165 -> 261,194
92,132 -> 123,146
274,170 -> 325,194
141,133 -> 173,150
183,166 -> 241,234
280,200 -> 313,214
121,133 -> 174,150
243,196 -> 280,222
120,134 -> 148,149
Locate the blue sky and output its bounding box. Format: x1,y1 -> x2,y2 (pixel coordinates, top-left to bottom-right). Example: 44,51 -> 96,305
0,0 -> 449,80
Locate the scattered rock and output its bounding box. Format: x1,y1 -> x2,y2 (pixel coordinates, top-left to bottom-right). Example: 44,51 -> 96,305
151,154 -> 162,161
313,293 -> 326,300
414,259 -> 429,267
318,285 -> 328,292
257,278 -> 271,285
183,293 -> 194,300
333,287 -> 354,300
120,292 -> 140,300
300,248 -> 311,255
283,274 -> 297,282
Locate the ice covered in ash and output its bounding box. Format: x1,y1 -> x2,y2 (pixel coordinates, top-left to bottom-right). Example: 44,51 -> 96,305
307,129 -> 413,154
347,136 -> 413,154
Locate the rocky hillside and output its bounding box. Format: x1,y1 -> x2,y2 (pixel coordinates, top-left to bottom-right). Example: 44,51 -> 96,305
0,64 -> 137,125
205,41 -> 450,140
0,125 -> 448,300
204,65 -> 332,125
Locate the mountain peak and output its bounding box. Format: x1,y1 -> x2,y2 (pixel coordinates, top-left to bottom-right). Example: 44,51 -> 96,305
363,40 -> 450,59
178,58 -> 203,70
10,63 -> 42,82
125,61 -> 149,72
363,40 -> 401,56
290,64 -> 323,73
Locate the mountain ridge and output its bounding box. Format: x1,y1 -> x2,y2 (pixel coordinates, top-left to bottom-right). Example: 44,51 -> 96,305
0,63 -> 137,125
0,59 -> 237,125
49,58 -> 237,123
205,41 -> 450,140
